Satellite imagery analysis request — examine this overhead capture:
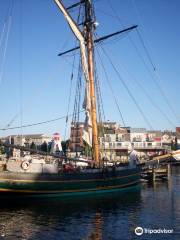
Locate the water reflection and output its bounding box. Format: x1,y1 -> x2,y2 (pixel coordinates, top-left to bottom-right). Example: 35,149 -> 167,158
0,187 -> 141,240
0,167 -> 179,239
87,212 -> 103,240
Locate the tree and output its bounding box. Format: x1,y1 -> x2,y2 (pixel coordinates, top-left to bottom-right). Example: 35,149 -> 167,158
0,146 -> 5,155
83,140 -> 92,157
41,141 -> 48,152
61,140 -> 70,156
30,142 -> 36,150
48,141 -> 52,153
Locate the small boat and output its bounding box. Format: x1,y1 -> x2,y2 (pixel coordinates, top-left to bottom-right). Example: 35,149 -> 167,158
0,0 -> 140,198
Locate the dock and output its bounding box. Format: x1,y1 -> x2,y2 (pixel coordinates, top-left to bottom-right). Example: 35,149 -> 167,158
140,153 -> 174,182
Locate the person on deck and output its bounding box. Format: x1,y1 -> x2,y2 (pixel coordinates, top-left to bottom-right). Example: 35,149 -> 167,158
129,149 -> 139,168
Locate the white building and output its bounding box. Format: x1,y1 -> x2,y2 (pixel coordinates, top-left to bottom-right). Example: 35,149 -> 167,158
6,134 -> 51,147
130,128 -> 147,142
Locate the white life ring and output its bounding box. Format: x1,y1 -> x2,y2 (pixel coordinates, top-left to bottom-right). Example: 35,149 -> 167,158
21,161 -> 30,170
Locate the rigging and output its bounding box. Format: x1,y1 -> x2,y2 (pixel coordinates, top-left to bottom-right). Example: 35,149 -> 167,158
95,44 -> 126,127
58,25 -> 137,56
0,110 -> 84,131
99,43 -> 153,130
107,0 -> 179,125
0,1 -> 13,86
64,3 -> 83,140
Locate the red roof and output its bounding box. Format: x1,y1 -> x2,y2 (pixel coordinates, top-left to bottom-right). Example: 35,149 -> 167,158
154,137 -> 161,142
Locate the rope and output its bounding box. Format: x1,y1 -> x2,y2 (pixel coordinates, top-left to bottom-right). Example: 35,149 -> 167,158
94,51 -> 107,158
99,44 -> 153,130
95,42 -> 126,127
114,59 -> 175,128
132,0 -> 179,123
63,51 -> 76,140
0,2 -> 13,86
72,60 -> 83,124
0,110 -> 84,131
0,22 -> 6,53
106,0 -> 179,124
136,28 -> 156,71
19,0 -> 23,144
3,112 -> 20,129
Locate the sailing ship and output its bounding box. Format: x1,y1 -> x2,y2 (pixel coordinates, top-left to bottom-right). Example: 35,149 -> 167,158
0,0 -> 140,198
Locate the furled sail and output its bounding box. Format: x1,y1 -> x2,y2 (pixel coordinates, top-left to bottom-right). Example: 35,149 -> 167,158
55,0 -> 92,146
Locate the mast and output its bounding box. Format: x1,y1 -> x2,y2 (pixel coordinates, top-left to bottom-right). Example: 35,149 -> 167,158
84,0 -> 99,165
55,0 -> 137,165
54,0 -> 100,165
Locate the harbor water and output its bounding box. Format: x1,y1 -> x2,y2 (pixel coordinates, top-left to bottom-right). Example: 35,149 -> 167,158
0,166 -> 179,240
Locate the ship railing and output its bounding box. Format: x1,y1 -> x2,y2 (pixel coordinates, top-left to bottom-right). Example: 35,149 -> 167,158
0,141 -> 93,164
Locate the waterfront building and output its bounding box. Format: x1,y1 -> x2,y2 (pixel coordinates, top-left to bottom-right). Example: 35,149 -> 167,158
99,123 -> 130,161
69,122 -> 174,160
70,122 -> 85,152
50,133 -> 62,154
147,130 -> 162,142
130,128 -> 147,142
161,130 -> 176,148
176,127 -> 180,149
176,127 -> 180,137
4,134 -> 51,147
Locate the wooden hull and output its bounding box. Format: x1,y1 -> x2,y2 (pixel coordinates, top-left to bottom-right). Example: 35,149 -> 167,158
0,167 -> 140,198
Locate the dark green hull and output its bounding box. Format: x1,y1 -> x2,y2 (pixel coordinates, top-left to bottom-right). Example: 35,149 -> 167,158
0,167 -> 140,198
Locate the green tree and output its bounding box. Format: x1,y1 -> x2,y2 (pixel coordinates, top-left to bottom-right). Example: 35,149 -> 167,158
83,140 -> 92,157
61,140 -> 70,156
30,142 -> 36,150
41,141 -> 48,152
0,146 -> 5,154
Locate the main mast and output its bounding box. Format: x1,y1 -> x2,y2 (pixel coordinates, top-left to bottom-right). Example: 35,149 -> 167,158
84,0 -> 100,165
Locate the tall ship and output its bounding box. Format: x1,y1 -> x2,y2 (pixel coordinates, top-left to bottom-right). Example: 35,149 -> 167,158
0,0 -> 140,198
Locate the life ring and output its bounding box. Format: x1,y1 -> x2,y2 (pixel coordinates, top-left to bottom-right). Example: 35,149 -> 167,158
21,161 -> 30,170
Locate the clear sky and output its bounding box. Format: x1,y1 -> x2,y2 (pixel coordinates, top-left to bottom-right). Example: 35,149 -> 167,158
0,0 -> 179,138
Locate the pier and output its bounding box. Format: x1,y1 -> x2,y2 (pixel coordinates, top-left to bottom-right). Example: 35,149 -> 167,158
140,153 -> 174,182
141,164 -> 171,182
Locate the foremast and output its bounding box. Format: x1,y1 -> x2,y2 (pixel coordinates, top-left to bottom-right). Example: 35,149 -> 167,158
54,0 -> 100,165
84,0 -> 99,165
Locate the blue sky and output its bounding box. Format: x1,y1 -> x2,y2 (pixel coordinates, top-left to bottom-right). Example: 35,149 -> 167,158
0,0 -> 179,138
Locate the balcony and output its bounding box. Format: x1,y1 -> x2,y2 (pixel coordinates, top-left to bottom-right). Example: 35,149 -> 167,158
100,141 -> 169,150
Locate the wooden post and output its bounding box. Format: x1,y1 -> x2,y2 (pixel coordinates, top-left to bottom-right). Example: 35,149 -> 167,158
167,163 -> 171,181
152,167 -> 156,182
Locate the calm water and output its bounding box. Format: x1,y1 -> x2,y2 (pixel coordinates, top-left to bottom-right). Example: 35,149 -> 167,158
0,166 -> 179,240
